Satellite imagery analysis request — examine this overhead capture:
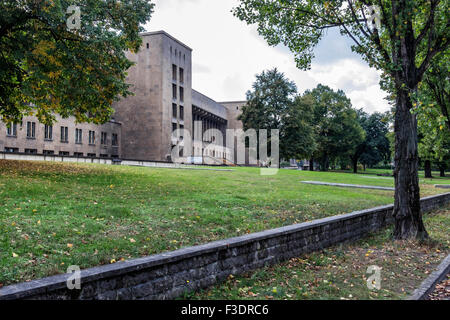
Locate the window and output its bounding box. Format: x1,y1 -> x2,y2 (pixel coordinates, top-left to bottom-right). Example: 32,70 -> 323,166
180,106 -> 184,120
179,68 -> 184,84
74,152 -> 83,158
172,84 -> 177,100
4,147 -> 18,153
100,154 -> 109,158
101,132 -> 107,145
59,151 -> 69,156
179,124 -> 184,140
89,130 -> 95,145
146,43 -> 149,49
112,133 -> 118,146
172,104 -> 177,118
43,150 -> 54,155
24,149 -> 37,154
180,87 -> 184,102
75,128 -> 82,144
26,122 -> 35,139
87,153 -> 96,158
172,64 -> 177,81
6,123 -> 17,137
60,126 -> 68,142
172,123 -> 177,133
44,125 -> 53,140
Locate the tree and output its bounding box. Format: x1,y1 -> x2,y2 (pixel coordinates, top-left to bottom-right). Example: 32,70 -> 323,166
416,53 -> 449,178
350,109 -> 391,173
0,0 -> 154,125
417,117 -> 450,178
280,94 -> 316,161
234,0 -> 449,239
422,53 -> 450,131
238,68 -> 299,161
305,85 -> 365,171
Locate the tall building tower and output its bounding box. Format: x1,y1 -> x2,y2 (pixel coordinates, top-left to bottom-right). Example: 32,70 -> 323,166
112,31 -> 193,161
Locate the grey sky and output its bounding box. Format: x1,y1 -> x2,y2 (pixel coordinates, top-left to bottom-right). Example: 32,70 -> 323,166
145,0 -> 391,113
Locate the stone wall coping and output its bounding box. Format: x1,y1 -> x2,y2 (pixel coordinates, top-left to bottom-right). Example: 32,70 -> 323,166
1,192 -> 448,300
300,181 -> 395,191
408,253 -> 450,300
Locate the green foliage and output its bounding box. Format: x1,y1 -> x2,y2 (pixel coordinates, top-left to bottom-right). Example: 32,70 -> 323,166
415,53 -> 449,169
239,68 -> 297,131
280,94 -> 316,160
0,0 -> 154,125
351,109 -> 391,171
239,68 -> 316,160
305,84 -> 365,170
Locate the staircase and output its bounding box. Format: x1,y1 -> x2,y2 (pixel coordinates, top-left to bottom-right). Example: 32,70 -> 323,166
202,155 -> 238,167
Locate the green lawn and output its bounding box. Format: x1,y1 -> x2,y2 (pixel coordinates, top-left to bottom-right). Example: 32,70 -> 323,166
332,167 -> 450,185
192,206 -> 450,300
0,160 -> 449,286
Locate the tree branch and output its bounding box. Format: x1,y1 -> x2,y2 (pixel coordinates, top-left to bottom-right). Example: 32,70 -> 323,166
417,36 -> 449,80
415,0 -> 440,47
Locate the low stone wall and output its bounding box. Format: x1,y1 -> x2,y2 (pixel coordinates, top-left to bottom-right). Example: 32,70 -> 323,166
300,181 -> 395,191
0,153 -> 225,169
0,152 -> 113,164
1,193 -> 449,300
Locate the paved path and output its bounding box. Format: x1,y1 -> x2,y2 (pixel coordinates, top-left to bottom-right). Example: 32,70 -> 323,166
300,181 -> 394,191
435,184 -> 450,189
428,275 -> 450,300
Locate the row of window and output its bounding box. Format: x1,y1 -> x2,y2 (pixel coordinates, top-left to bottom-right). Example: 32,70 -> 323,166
172,64 -> 184,83
172,104 -> 184,120
172,123 -> 185,133
6,122 -> 118,146
170,47 -> 186,62
172,64 -> 184,103
4,147 -> 115,158
172,147 -> 227,159
172,84 -> 184,102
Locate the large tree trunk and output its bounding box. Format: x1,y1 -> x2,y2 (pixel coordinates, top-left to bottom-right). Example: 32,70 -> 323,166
392,90 -> 428,240
309,157 -> 314,171
438,164 -> 446,177
352,158 -> 358,174
320,155 -> 329,172
424,160 -> 433,178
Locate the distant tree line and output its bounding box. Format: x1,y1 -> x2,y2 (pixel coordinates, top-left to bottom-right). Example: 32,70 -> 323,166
239,68 -> 392,174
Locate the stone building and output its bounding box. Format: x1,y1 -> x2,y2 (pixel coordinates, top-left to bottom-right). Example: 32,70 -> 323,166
0,31 -> 247,164
0,114 -> 121,159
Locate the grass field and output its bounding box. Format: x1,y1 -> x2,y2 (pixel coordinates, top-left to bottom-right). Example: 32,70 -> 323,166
0,160 -> 449,287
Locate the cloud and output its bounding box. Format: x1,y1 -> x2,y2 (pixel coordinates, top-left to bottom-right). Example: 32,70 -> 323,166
193,62 -> 211,74
145,0 -> 390,113
304,59 -> 389,112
